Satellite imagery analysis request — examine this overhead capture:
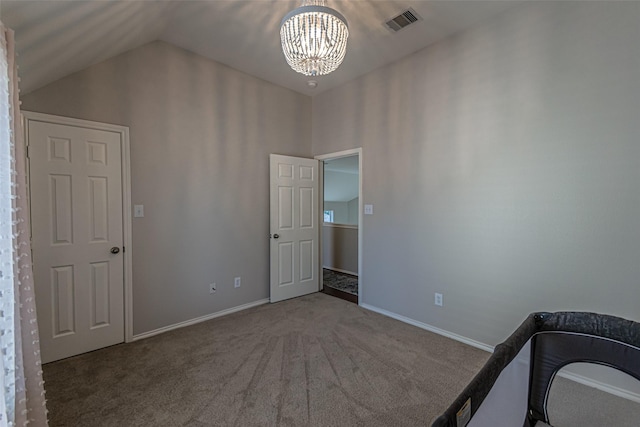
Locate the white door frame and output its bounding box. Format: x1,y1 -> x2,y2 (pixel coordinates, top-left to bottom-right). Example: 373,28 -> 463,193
315,148 -> 363,305
23,111 -> 134,343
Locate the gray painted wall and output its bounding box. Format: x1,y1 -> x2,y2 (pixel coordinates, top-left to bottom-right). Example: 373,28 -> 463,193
22,41 -> 312,335
313,1 -> 640,391
324,199 -> 358,225
323,201 -> 349,224
322,225 -> 358,275
347,197 -> 359,225
323,169 -> 359,203
18,1 -> 640,395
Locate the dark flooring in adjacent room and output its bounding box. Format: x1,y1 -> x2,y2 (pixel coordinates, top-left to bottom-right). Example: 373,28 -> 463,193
322,268 -> 358,303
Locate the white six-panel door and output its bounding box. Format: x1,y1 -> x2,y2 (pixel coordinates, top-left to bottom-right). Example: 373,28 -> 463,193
269,154 -> 319,302
28,119 -> 125,363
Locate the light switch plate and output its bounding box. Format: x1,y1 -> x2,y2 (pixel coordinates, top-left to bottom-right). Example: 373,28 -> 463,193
364,204 -> 373,215
134,205 -> 144,218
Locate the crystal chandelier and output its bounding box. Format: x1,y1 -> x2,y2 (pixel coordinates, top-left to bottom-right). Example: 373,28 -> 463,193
280,0 -> 349,77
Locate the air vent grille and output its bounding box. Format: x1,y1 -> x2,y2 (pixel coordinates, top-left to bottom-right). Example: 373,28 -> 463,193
385,8 -> 421,32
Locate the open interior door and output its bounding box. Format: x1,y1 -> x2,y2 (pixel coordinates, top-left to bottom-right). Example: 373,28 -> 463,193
269,154 -> 319,302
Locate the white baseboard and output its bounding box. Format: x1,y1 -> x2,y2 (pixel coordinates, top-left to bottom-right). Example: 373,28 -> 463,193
360,303 -> 494,353
131,298 -> 270,342
557,371 -> 640,403
360,302 -> 640,403
322,266 -> 358,276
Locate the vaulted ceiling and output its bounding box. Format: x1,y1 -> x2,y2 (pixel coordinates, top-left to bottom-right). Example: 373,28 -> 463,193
1,1 -> 521,96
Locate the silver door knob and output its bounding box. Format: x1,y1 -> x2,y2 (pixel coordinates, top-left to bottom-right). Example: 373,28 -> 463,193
273,234 -> 280,239
110,247 -> 120,254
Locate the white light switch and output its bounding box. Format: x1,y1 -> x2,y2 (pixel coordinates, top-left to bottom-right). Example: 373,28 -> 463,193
134,205 -> 144,218
364,204 -> 373,215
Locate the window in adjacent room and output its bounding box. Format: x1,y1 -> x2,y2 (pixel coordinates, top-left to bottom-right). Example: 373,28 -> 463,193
324,210 -> 334,223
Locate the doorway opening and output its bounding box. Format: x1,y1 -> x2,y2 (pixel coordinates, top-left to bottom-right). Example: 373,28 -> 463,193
315,149 -> 362,305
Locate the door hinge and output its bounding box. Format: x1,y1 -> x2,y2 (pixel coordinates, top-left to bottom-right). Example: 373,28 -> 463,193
26,145 -> 30,158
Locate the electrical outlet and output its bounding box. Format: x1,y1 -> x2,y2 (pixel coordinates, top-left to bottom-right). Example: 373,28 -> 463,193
434,293 -> 443,307
234,277 -> 241,288
209,283 -> 216,294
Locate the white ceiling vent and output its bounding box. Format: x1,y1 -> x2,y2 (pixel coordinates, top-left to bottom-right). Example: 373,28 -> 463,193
385,8 -> 422,32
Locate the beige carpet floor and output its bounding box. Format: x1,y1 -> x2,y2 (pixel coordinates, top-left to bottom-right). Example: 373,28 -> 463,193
43,293 -> 640,426
545,376 -> 640,427
43,293 -> 489,426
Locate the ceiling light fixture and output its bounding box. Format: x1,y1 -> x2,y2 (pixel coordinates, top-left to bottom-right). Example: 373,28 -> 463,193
280,0 -> 349,77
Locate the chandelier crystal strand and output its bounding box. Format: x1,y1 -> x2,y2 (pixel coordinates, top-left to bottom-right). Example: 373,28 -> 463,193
280,0 -> 349,76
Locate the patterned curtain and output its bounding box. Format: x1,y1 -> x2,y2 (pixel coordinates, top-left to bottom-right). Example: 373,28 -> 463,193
0,22 -> 48,426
